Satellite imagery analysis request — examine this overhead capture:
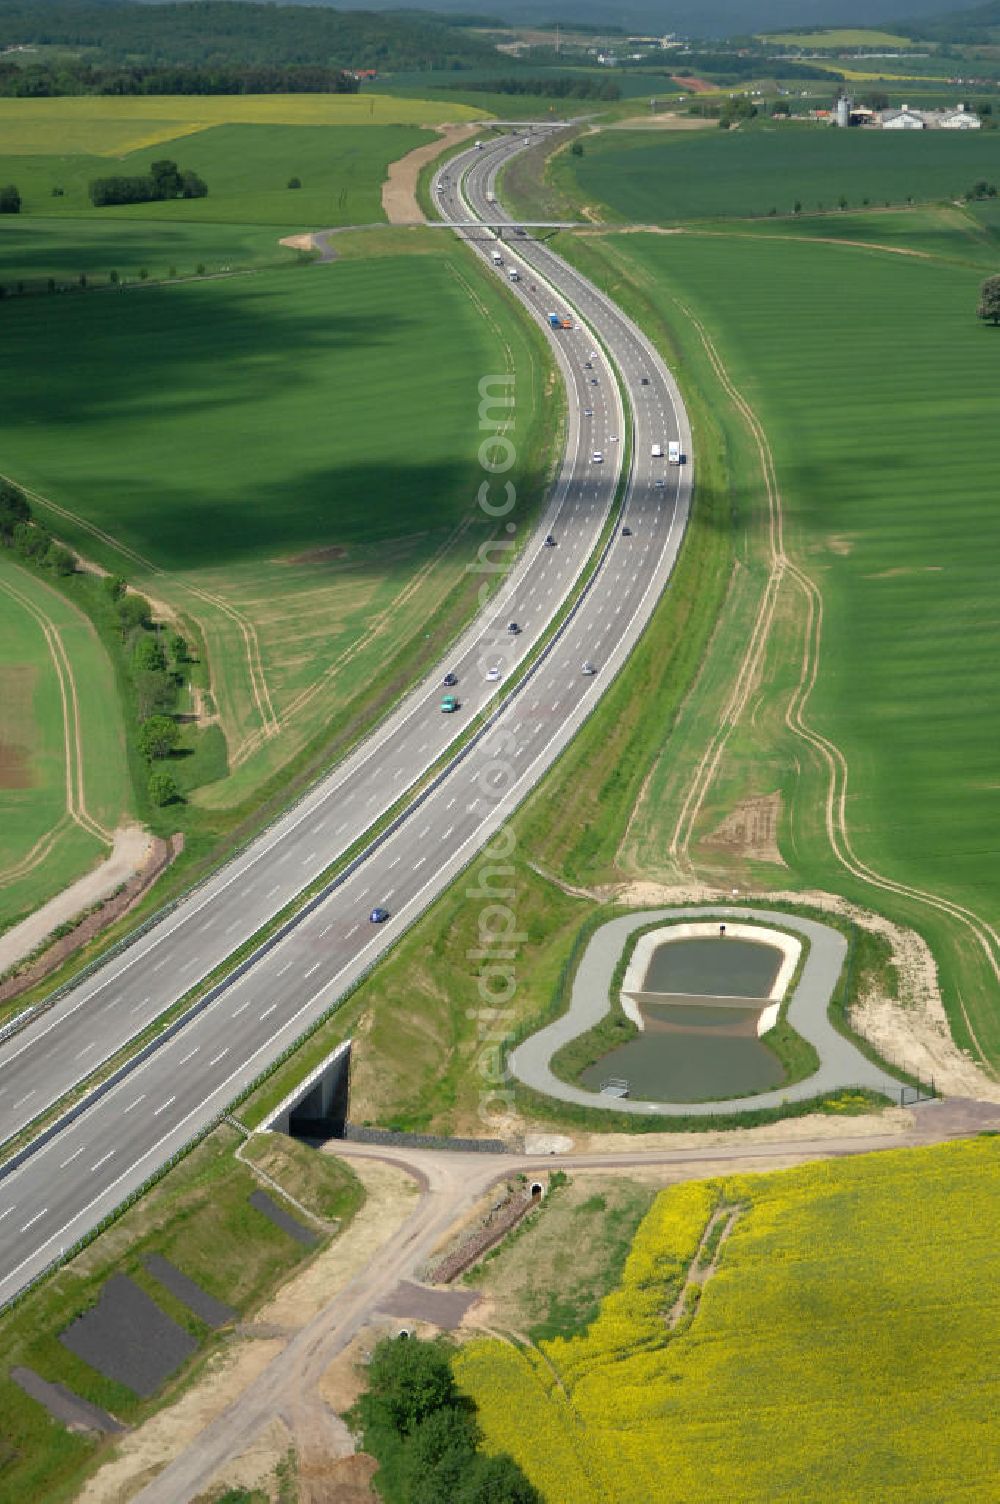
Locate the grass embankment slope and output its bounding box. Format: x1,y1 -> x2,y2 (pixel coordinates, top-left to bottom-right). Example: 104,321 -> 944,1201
555,126 -> 1000,224
457,1136 -> 1000,1502
0,1125 -> 363,1504
569,223 -> 1000,1065
0,554 -> 132,931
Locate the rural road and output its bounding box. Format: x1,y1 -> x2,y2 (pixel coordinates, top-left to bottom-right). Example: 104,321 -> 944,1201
0,127 -> 694,1307
128,1096 -> 1000,1504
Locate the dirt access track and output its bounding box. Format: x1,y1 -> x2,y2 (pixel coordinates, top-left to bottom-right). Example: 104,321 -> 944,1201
382,122 -> 481,224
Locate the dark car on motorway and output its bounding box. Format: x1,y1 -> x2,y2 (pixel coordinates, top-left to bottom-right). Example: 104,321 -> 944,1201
370,907 -> 390,924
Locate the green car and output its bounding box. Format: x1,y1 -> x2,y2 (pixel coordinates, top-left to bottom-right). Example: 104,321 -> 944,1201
441,695 -> 459,713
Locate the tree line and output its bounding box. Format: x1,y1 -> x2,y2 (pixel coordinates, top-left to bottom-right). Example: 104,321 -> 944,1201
0,60 -> 359,99
443,74 -> 621,101
0,477 -> 191,809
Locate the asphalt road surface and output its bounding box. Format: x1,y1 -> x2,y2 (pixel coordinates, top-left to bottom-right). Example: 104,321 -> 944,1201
0,129 -> 693,1307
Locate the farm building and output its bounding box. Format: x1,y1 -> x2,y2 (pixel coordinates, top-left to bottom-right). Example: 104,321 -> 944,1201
880,102 -> 981,130
881,105 -> 926,129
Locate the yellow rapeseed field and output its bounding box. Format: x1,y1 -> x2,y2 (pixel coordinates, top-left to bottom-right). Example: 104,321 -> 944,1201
0,93 -> 484,158
454,1138 -> 1000,1502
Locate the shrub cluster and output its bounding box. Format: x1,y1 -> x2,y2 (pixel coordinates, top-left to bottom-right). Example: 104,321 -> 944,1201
90,158 -> 207,209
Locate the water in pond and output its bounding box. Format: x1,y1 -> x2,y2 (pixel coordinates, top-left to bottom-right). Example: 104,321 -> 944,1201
643,937 -> 781,999
579,1015 -> 784,1103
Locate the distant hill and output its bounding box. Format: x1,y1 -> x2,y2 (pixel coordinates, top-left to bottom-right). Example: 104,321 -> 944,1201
0,0 -> 499,70
221,0 -> 1000,42
8,0 -> 993,50
897,0 -> 1000,40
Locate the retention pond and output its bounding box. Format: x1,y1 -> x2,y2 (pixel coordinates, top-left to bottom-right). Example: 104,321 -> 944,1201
581,932 -> 790,1103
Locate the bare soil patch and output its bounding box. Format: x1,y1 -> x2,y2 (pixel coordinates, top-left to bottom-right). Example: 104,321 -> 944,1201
671,75 -> 715,93
0,828 -> 180,1006
382,122 -> 480,225
0,664 -> 37,788
609,112 -> 718,131
702,791 -> 785,865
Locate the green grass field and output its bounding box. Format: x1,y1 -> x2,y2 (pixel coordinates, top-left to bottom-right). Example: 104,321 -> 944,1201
456,1137 -> 1000,1502
0,216 -> 290,287
557,126 -> 1000,223
0,1125 -> 363,1504
0,555 -> 132,934
0,239 -> 552,807
0,121 -> 434,228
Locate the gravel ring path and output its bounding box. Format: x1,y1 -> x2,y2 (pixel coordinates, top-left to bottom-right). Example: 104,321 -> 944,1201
508,906 -> 905,1115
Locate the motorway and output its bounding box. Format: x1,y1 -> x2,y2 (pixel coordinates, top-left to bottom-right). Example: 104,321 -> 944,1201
0,128 -> 693,1306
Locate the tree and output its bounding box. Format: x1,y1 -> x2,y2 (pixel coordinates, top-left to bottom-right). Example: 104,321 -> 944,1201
117,593 -> 152,636
287,175 -> 302,189
569,141 -> 583,156
0,184 -> 21,213
0,480 -> 30,540
355,1337 -> 457,1439
138,714 -> 179,759
407,1407 -> 481,1504
181,169 -> 208,199
135,668 -> 176,718
103,573 -> 127,602
456,1453 -> 542,1503
133,634 -> 166,673
149,158 -> 182,199
977,274 -> 1000,325
863,89 -> 889,111
170,633 -> 189,664
12,522 -> 48,560
838,193 -> 848,210
148,769 -> 178,806
47,543 -> 76,576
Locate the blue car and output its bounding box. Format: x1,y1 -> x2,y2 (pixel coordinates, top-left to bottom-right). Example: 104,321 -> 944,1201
369,907 -> 390,924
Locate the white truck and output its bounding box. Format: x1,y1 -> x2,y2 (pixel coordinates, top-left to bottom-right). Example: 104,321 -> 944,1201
651,443 -> 663,458
507,266 -> 520,281
668,440 -> 682,465
486,192 -> 496,205
491,250 -> 504,266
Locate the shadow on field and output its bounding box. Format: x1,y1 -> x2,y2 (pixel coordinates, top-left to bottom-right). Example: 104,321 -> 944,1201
81,458 -> 508,570
0,272 -> 524,569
